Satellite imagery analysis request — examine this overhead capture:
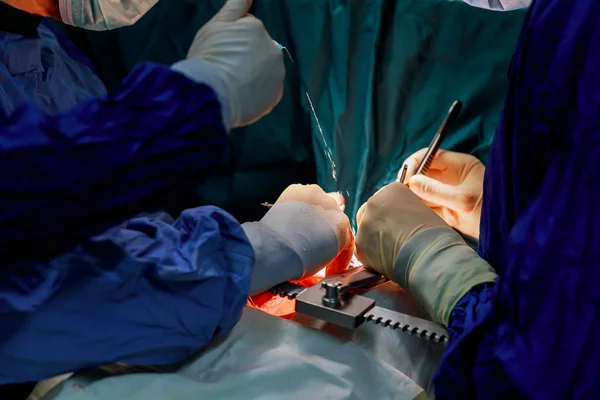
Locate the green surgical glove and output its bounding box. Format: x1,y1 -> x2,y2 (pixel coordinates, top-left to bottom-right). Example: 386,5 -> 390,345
356,183 -> 497,326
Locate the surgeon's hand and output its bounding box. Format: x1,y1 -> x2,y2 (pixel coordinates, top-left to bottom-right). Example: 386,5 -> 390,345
327,192 -> 346,212
356,183 -> 447,280
175,0 -> 284,130
242,184 -> 354,295
399,149 -> 485,239
273,184 -> 354,277
356,183 -> 496,325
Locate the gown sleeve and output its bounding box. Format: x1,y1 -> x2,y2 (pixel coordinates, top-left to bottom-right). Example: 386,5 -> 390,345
0,62 -> 227,263
0,206 -> 254,384
434,282 -> 496,399
436,138 -> 600,398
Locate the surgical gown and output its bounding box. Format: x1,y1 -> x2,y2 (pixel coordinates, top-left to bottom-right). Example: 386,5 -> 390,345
0,12 -> 254,385
437,0 -> 600,398
0,14 -> 229,263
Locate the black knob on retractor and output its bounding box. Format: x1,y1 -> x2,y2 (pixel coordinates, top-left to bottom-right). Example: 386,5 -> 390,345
322,282 -> 342,308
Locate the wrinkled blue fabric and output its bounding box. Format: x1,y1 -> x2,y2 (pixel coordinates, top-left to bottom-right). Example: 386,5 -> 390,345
0,29 -> 228,262
0,22 -> 106,115
437,0 -> 600,398
0,21 -> 256,386
0,206 -> 254,384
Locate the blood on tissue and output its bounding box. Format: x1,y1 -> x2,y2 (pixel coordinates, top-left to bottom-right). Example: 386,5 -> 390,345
248,205 -> 355,319
247,269 -> 328,319
248,245 -> 355,319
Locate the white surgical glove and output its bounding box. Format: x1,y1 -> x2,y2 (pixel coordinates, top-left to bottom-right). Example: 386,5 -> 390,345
172,0 -> 284,131
242,184 -> 354,295
400,148 -> 485,239
356,182 -> 496,326
461,0 -> 531,11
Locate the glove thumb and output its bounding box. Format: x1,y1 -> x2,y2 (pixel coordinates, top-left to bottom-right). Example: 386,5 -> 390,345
211,0 -> 252,23
408,175 -> 465,212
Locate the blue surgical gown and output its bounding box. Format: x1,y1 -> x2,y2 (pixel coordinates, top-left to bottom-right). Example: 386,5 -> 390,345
0,22 -> 106,114
0,23 -> 254,384
0,22 -> 230,263
437,0 -> 600,398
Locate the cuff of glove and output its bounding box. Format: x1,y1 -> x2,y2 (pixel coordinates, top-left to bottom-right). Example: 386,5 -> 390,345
242,221 -> 304,295
171,59 -> 233,131
242,201 -> 339,295
394,226 -> 498,326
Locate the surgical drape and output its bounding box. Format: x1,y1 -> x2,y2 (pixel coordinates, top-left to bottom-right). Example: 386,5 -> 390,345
75,0 -> 526,225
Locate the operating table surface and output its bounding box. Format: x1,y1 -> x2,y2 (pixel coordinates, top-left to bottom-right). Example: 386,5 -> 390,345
39,283 -> 444,400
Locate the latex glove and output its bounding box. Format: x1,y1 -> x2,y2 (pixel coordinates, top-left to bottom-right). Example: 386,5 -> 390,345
399,149 -> 485,239
172,0 -> 284,131
355,182 -> 496,326
327,192 -> 345,212
242,184 -> 354,295
462,0 -> 532,11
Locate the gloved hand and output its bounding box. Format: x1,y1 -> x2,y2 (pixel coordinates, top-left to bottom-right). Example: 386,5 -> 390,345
243,184 -> 354,295
355,182 -> 496,326
172,0 -> 284,131
327,192 -> 345,212
399,149 -> 485,239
